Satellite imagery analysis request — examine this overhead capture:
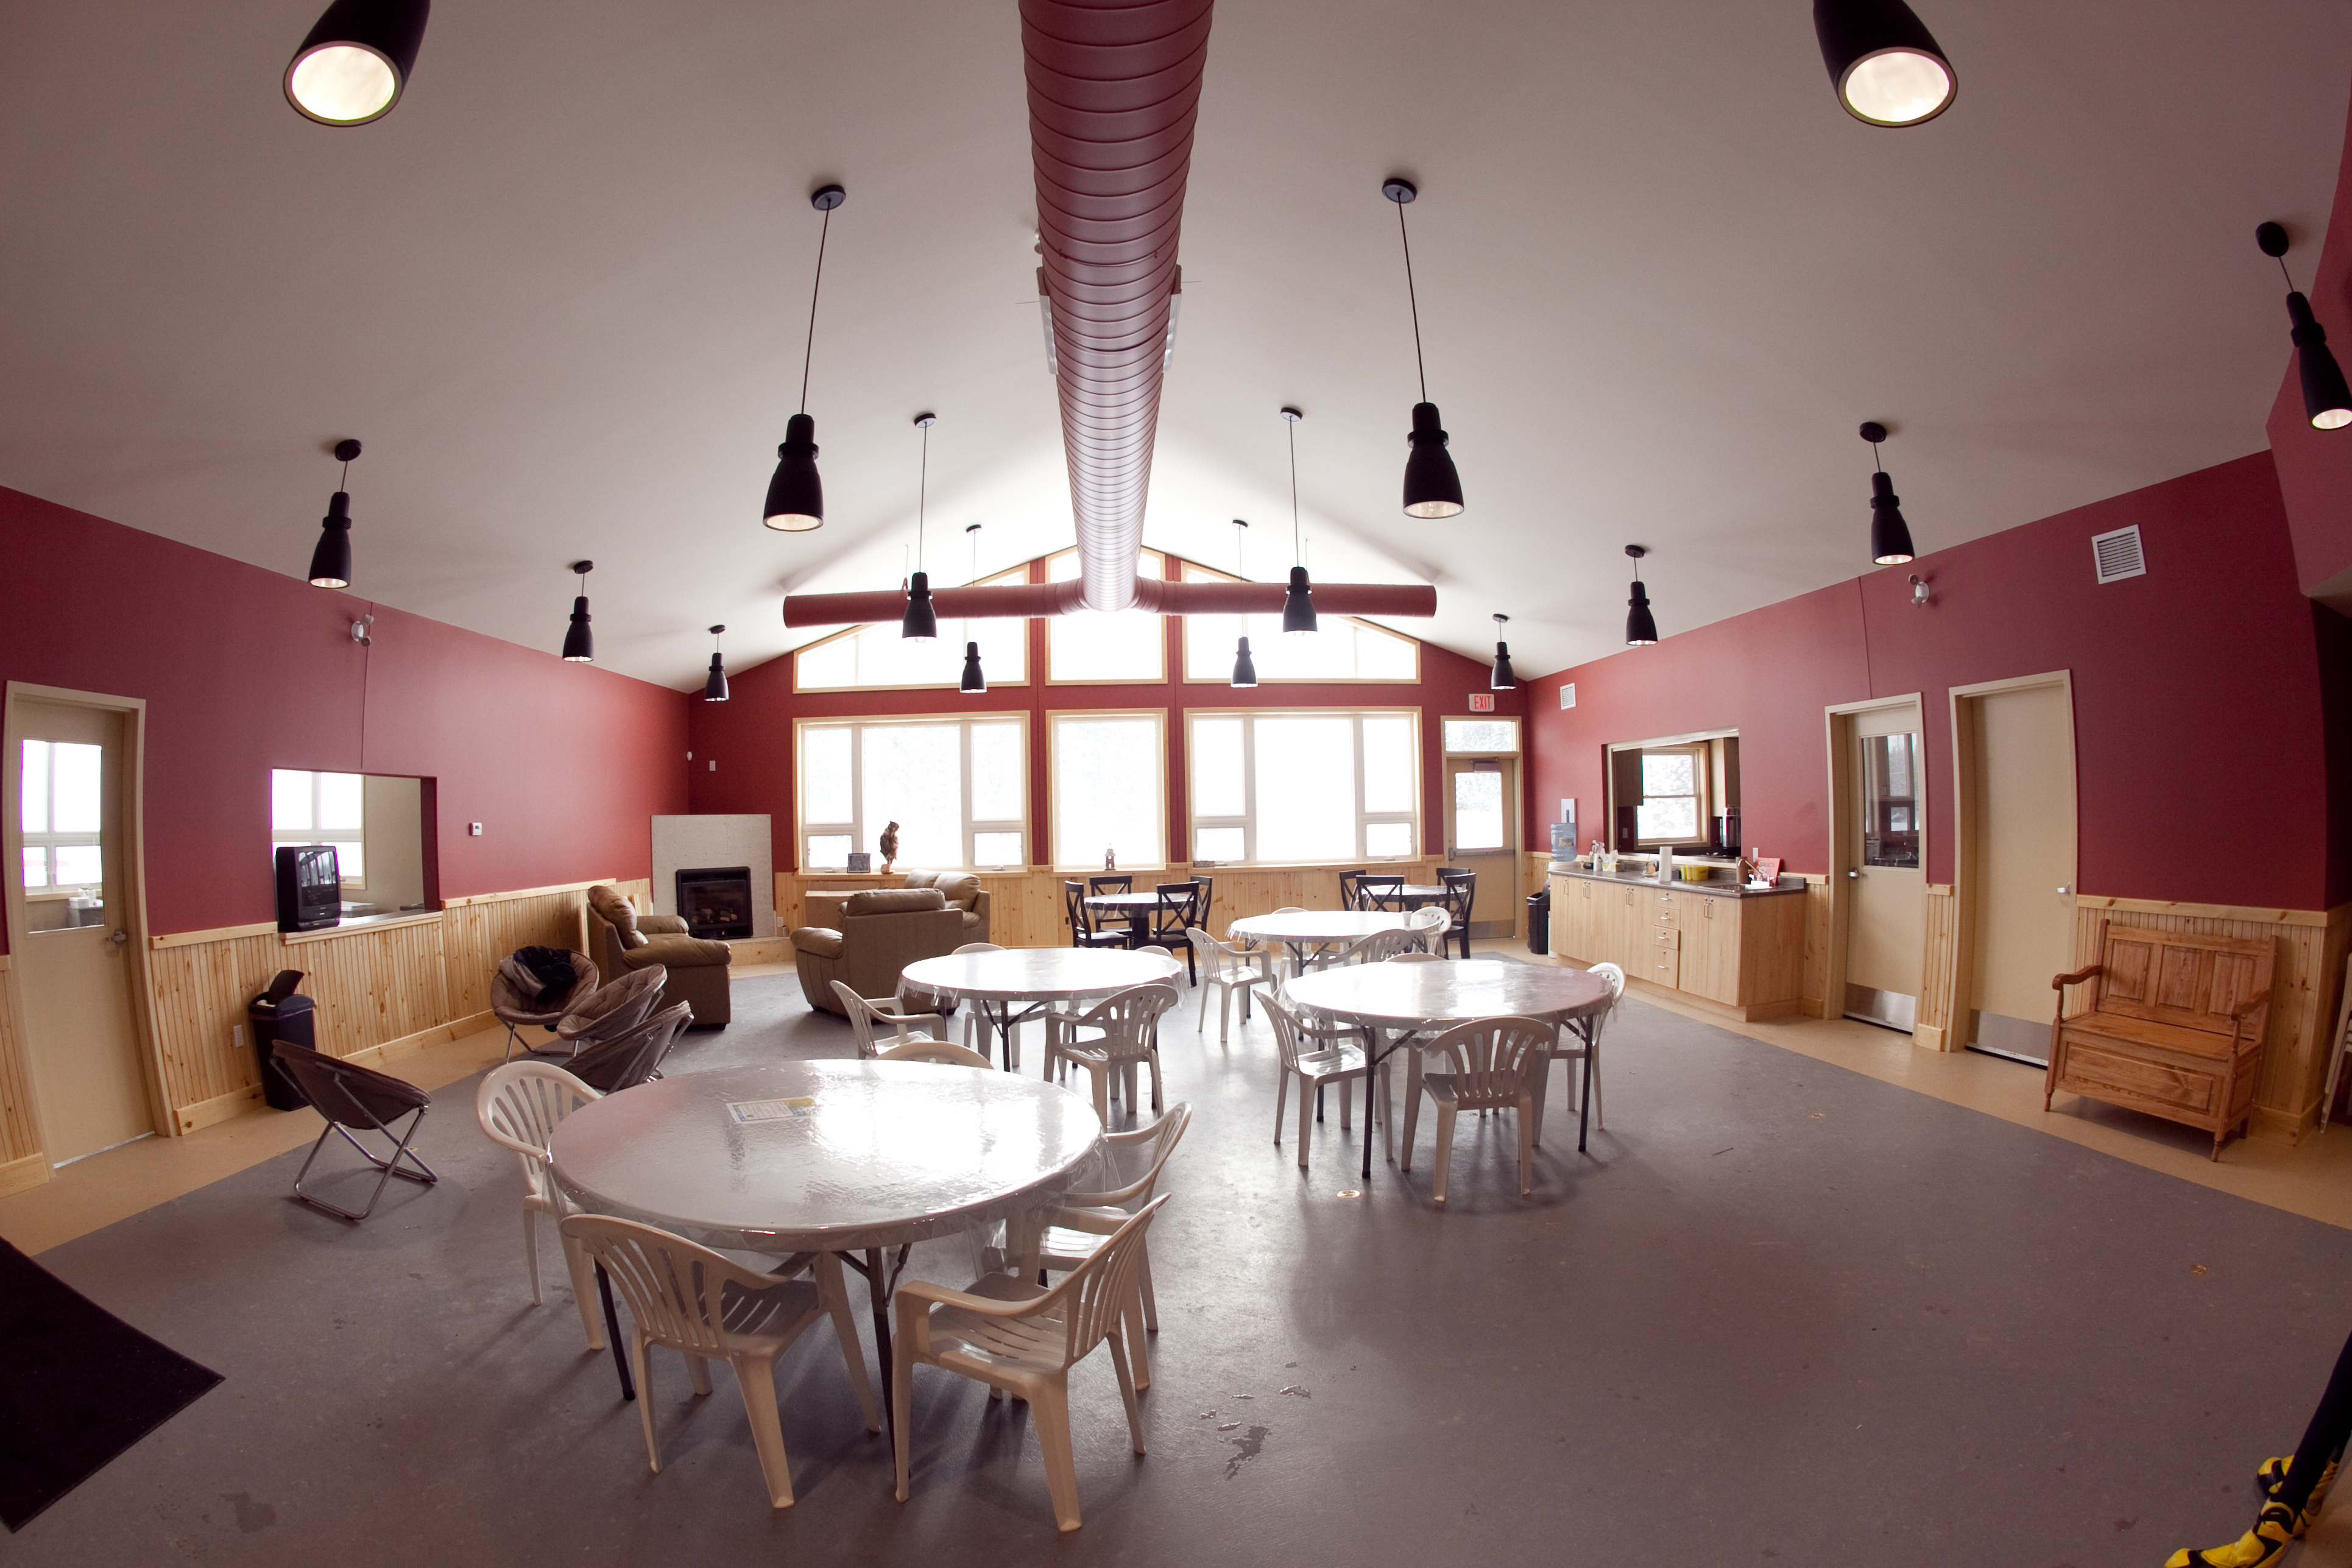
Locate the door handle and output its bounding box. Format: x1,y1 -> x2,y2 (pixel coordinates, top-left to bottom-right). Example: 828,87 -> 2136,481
1846,869 -> 1860,879
2055,883 -> 2074,897
108,928 -> 128,947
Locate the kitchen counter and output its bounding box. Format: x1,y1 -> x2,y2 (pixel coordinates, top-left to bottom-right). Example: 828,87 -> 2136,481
1547,868 -> 1807,1021
1548,864 -> 1806,899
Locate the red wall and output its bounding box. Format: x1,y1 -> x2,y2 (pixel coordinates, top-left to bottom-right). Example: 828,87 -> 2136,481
688,559 -> 1523,871
0,486 -> 690,945
2268,91 -> 2352,604
1523,453 -> 2343,911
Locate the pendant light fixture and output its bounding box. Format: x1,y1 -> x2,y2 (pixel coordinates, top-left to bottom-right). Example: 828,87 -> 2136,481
1279,407 -> 1318,637
306,437 -> 362,588
900,413 -> 938,641
561,562 -> 595,663
703,625 -> 730,702
1813,0 -> 1956,127
1860,422 -> 1917,564
284,0 -> 430,126
764,185 -> 846,531
1382,178 -> 1466,520
959,522 -> 987,694
1489,615 -> 1516,690
2258,221 -> 2352,431
1229,518 -> 1259,687
1623,546 -> 1659,646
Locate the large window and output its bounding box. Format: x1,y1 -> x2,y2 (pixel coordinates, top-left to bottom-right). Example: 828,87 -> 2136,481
796,567 -> 1029,691
19,740 -> 102,891
1050,712 -> 1167,870
1179,562 -> 1419,682
1187,709 -> 1418,866
1047,549 -> 1165,684
797,716 -> 1028,872
271,768 -> 366,885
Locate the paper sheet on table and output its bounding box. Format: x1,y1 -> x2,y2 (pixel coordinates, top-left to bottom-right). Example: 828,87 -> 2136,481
727,1097 -> 816,1123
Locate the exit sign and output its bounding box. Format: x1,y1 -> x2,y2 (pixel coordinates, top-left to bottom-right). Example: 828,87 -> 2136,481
1467,692 -> 1495,712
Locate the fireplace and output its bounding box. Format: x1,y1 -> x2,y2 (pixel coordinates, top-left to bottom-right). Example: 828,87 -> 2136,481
676,866 -> 754,939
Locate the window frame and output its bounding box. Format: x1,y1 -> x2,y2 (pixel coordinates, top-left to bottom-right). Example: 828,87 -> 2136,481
1183,705 -> 1422,869
269,768 -> 367,889
1633,741 -> 1711,849
794,712 -> 1033,873
19,738 -> 104,895
792,566 -> 1034,694
1047,707 -> 1170,871
1440,715 -> 1520,757
1044,548 -> 1168,687
1176,559 -> 1422,685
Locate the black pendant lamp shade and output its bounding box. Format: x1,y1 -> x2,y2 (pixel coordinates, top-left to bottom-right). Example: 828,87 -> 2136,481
306,437 -> 362,588
1489,614 -> 1516,690
561,560 -> 594,663
1384,179 -> 1467,519
704,625 -> 729,702
1231,635 -> 1259,688
1814,0 -> 1955,127
764,185 -> 846,531
1278,408 -> 1318,637
959,641 -> 987,693
1624,546 -> 1659,646
902,573 -> 938,641
2260,222 -> 2352,431
286,0 -> 429,125
1860,422 -> 1916,565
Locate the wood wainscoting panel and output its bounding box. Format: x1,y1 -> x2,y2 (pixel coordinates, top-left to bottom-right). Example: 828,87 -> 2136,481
2064,898 -> 2352,1143
1799,876 -> 1832,1019
1915,883 -> 1960,1051
0,957 -> 42,1171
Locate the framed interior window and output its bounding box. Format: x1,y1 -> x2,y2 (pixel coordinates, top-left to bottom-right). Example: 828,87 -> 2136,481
1048,709 -> 1167,870
1603,730 -> 1740,852
796,714 -> 1030,872
270,768 -> 367,886
1440,716 -> 1519,755
1046,549 -> 1165,684
1177,560 -> 1419,683
794,565 -> 1030,692
1186,707 -> 1419,866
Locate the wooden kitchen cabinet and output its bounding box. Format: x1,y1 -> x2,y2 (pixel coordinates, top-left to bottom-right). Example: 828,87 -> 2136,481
1547,870 -> 1804,1022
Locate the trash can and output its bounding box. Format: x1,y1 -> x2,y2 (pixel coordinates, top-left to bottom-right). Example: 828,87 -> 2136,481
249,970 -> 314,1111
1526,888 -> 1550,955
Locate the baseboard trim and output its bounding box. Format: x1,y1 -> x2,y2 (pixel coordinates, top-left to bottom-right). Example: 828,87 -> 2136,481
2250,1102 -> 2320,1146
724,938 -> 792,965
1913,1023 -> 1949,1052
0,1151 -> 50,1196
176,1084 -> 263,1133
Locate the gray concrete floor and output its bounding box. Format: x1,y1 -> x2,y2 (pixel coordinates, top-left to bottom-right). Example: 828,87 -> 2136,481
10,965 -> 2352,1565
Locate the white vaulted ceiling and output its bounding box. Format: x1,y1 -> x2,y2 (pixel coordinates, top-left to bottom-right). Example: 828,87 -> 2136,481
0,1 -> 2345,685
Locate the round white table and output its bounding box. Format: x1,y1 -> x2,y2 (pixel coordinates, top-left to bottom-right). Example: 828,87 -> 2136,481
550,1059 -> 1103,1406
1282,959 -> 1616,1178
900,947 -> 1184,1070
1228,909 -> 1414,974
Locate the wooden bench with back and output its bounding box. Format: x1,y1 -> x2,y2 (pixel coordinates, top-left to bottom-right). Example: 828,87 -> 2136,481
2044,921 -> 2276,1160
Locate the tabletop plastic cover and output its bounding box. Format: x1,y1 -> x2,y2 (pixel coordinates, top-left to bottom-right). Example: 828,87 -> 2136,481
548,1060 -> 1104,1253
898,947 -> 1182,1002
1227,911 -> 1416,941
1283,959 -> 1613,1028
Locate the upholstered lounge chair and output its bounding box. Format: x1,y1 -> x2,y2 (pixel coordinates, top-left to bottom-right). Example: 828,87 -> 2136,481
791,888 -> 965,1017
586,885 -> 733,1028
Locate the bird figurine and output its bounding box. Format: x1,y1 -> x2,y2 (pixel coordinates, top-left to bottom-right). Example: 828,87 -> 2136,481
879,821 -> 900,875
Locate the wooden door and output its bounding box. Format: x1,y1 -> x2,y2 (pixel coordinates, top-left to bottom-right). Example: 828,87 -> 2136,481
1844,705 -> 1925,1031
1441,757 -> 1520,938
6,697 -> 154,1164
1962,680 -> 2077,1065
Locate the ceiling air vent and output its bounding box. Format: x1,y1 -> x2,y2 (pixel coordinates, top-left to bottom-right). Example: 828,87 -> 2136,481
2091,525 -> 2145,585
1559,682 -> 1577,710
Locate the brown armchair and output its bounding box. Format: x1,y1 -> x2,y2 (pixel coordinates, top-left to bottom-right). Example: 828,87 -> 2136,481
900,871 -> 991,944
791,888 -> 966,1016
585,885 -> 733,1028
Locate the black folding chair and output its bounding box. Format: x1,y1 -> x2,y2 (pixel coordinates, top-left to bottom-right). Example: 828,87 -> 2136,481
270,1044 -> 438,1223
1087,874 -> 1133,895
1438,872 -> 1476,958
1190,874 -> 1215,932
568,1001 -> 692,1093
1065,880 -> 1128,949
1357,875 -> 1407,913
1148,883 -> 1203,981
1337,869 -> 1368,909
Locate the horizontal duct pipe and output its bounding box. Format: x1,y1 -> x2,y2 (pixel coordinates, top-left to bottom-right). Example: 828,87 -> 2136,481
782,579 -> 1436,629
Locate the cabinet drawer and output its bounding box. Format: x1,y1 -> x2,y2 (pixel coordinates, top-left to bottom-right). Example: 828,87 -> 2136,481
2060,1038 -> 2220,1116
1651,951 -> 1680,989
1652,903 -> 1678,926
1651,927 -> 1680,950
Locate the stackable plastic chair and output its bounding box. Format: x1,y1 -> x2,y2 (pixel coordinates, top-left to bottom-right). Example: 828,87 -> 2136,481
892,1196 -> 1168,1532
271,1044 -> 439,1223
1407,905 -> 1451,952
551,964 -> 666,1056
493,949 -> 598,1061
559,1213 -> 879,1508
1185,926 -> 1269,1044
567,1001 -> 691,1093
1399,1016 -> 1558,1202
879,1039 -> 995,1068
833,981 -> 947,1059
1339,927 -> 1424,966
1260,995 -> 1372,1170
1537,961 -> 1626,1135
476,1062 -> 606,1347
1044,983 -> 1178,1126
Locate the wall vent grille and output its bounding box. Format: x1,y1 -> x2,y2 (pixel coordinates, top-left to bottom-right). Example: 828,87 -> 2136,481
1559,682 -> 1577,710
2091,525 -> 2146,585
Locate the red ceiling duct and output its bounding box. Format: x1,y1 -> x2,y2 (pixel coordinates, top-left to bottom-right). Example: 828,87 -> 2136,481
782,577 -> 1438,630
1025,0 -> 1213,613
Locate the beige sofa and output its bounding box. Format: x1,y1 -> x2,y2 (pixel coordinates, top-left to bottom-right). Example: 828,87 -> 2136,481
585,884 -> 734,1028
805,871 -> 991,947
791,888 -> 967,1016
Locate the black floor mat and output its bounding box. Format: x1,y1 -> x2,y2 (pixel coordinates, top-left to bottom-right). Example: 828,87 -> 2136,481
0,1238 -> 222,1531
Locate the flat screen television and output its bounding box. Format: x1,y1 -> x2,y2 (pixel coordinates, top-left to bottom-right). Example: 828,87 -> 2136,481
275,844 -> 341,933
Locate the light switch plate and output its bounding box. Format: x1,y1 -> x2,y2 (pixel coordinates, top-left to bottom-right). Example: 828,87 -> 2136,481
469,822 -> 484,836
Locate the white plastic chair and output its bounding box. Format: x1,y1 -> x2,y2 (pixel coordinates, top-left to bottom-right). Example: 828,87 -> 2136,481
1338,927 -> 1424,966
1407,906 -> 1451,953
879,1039 -> 996,1069
476,1062 -> 606,1349
1539,961 -> 1625,1134
892,1196 -> 1168,1531
1248,907 -> 1310,984
900,941 -> 1006,1060
1185,926 -> 1269,1043
1399,1016 -> 1557,1203
559,1213 -> 879,1508
833,981 -> 947,1059
1044,983 -> 1178,1126
1261,994 -> 1375,1169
